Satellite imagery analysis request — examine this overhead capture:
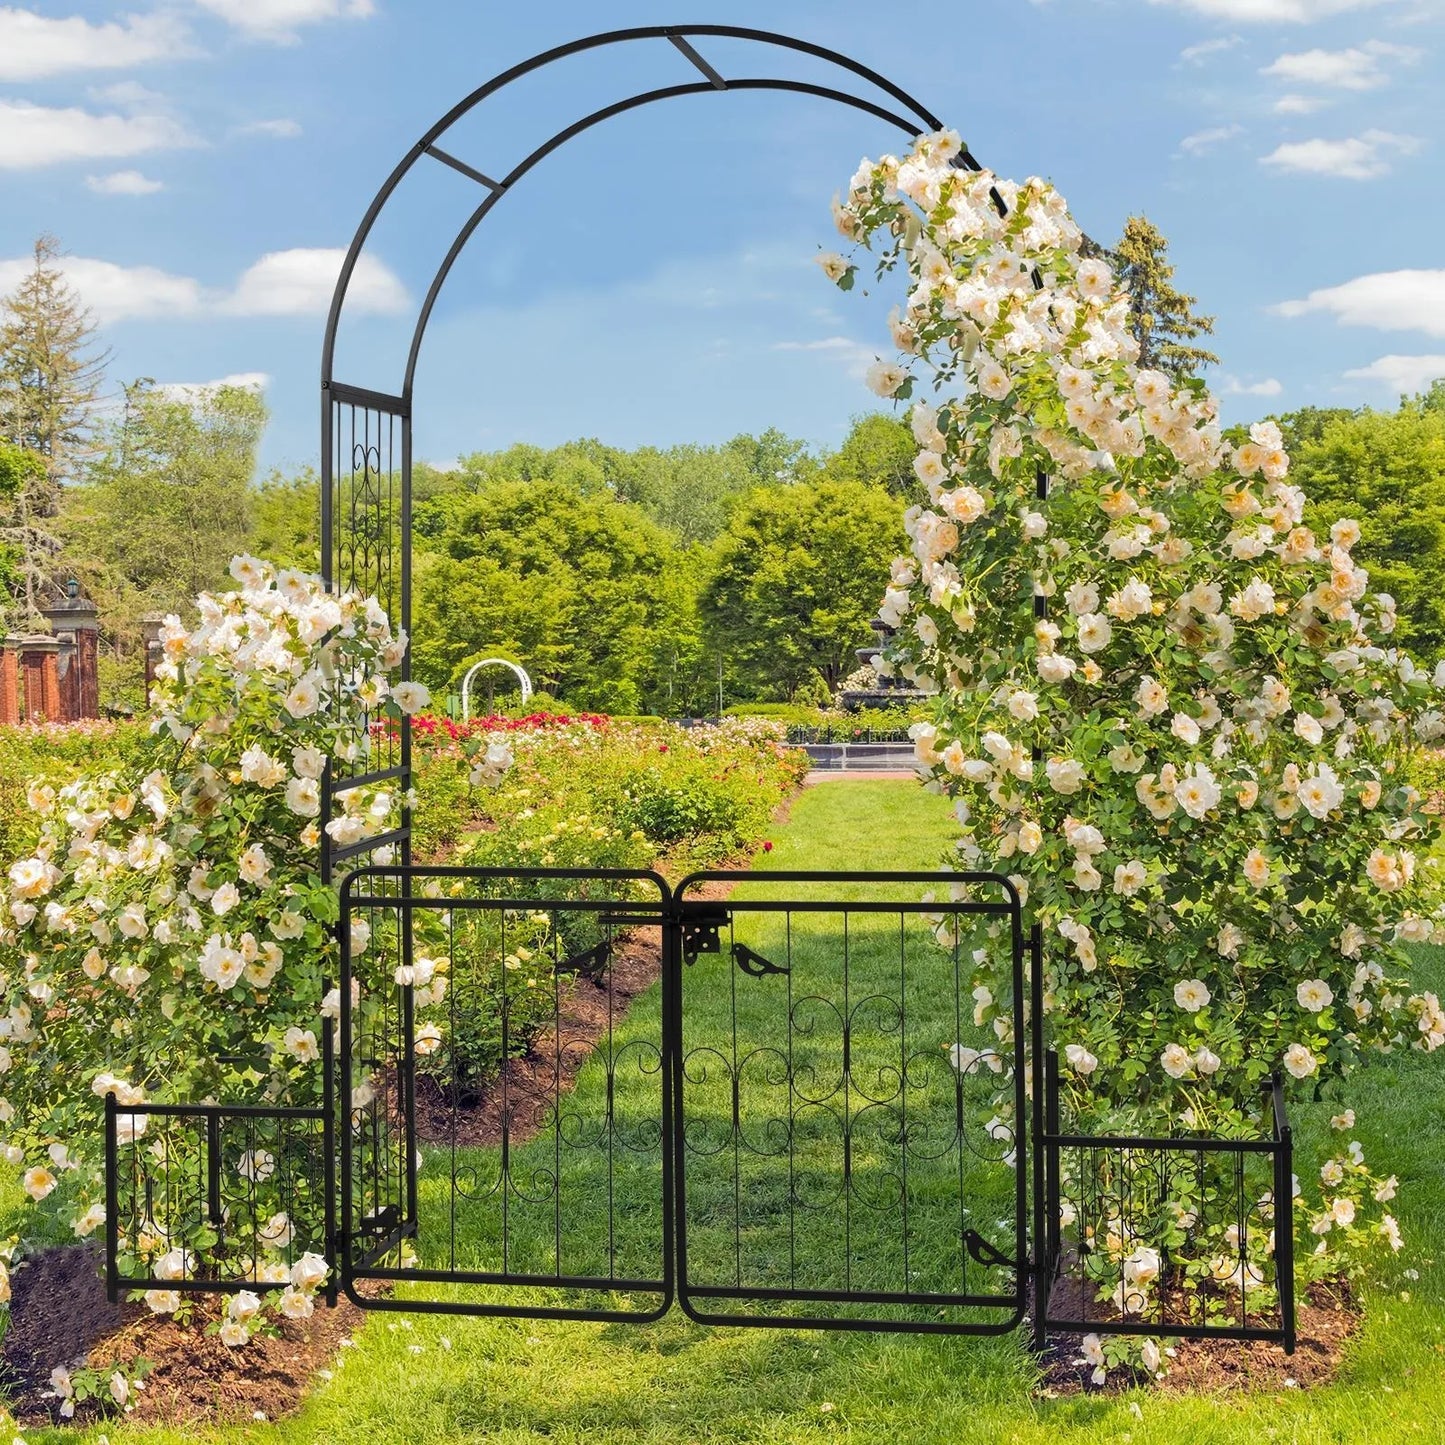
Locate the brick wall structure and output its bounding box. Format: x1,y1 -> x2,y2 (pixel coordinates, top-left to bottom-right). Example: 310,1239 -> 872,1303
1,586 -> 103,725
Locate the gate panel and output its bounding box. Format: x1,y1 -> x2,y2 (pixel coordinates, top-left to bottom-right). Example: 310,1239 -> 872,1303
339,866 -> 672,1319
672,870 -> 1026,1333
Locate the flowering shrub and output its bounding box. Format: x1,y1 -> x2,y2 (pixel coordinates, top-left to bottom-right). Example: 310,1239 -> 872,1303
402,715 -> 805,1092
0,721 -> 146,862
823,131 -> 1445,1366
0,556 -> 427,1336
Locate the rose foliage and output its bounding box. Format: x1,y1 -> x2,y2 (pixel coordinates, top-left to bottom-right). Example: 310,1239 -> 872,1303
0,556 -> 424,1331
822,131 -> 1445,1348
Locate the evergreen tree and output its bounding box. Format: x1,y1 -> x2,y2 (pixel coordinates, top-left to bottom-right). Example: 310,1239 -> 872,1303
0,235 -> 109,616
1111,215 -> 1219,380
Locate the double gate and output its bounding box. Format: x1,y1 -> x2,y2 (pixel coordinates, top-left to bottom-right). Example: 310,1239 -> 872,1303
335,866 -> 1028,1333
104,862 -> 1297,1350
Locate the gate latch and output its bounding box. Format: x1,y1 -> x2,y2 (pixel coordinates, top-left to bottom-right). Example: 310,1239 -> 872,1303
678,902 -> 729,963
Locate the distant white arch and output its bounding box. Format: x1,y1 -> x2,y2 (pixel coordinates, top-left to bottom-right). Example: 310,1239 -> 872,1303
460,657 -> 533,720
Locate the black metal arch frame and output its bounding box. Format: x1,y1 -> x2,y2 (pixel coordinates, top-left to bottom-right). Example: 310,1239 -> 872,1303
317,29 -> 981,867
312,24 -> 1298,1356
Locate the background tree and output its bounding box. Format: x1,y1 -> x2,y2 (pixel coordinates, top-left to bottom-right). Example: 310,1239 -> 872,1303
250,465 -> 321,571
1287,381 -> 1445,656
0,235 -> 109,616
61,380 -> 265,701
412,477 -> 700,713
1110,215 -> 1219,380
0,443 -> 42,613
818,412 -> 920,498
700,478 -> 902,702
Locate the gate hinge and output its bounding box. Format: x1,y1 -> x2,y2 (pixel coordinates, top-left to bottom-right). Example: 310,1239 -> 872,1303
677,902 -> 729,963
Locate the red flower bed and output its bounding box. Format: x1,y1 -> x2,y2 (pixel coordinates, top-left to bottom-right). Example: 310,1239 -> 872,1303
376,711 -> 609,744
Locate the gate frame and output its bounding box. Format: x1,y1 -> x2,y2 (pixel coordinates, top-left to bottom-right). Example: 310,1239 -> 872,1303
335,865 -> 1029,1334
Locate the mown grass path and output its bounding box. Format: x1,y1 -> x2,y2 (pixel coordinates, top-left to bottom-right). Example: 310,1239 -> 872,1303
19,780 -> 1445,1444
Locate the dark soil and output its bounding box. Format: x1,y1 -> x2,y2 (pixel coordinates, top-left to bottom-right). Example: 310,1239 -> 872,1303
2,1244 -> 371,1427
1039,1281 -> 1359,1395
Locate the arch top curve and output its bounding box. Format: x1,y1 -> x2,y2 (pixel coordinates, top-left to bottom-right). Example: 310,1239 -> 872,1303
320,24 -> 968,393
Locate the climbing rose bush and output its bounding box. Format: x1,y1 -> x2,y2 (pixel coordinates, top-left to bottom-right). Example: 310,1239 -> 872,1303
823,131 -> 1444,1355
0,556 -> 430,1334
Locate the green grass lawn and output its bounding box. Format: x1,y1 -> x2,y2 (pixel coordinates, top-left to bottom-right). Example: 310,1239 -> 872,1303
13,780 -> 1445,1444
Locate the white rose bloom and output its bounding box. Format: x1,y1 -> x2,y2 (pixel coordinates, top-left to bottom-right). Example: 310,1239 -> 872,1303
259,1212 -> 295,1248
239,746 -> 287,787
1064,1043 -> 1098,1074
292,745 -> 327,780
285,777 -> 322,818
237,1150 -> 275,1184
284,676 -> 321,719
1296,979 -> 1334,1013
1194,1046 -> 1222,1075
1045,758 -> 1086,794
1036,652 -> 1077,684
279,1287 -> 315,1319
283,1026 -> 319,1062
1007,689 -> 1040,722
1283,1043 -> 1318,1079
238,844 -> 271,885
1113,860 -> 1146,895
1173,979 -> 1211,1012
1135,675 -> 1168,717
1171,712 -> 1201,747
390,680 -> 432,714
865,359 -> 910,397
1160,1043 -> 1193,1080
1075,613 -> 1113,654
1175,764 -> 1221,820
211,882 -> 240,917
290,1251 -> 330,1292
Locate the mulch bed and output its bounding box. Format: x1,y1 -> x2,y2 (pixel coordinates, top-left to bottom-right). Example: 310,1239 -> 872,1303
2,1244 -> 370,1428
1039,1281 -> 1359,1395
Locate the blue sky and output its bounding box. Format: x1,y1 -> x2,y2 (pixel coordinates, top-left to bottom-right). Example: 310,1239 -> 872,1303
3,0 -> 1444,477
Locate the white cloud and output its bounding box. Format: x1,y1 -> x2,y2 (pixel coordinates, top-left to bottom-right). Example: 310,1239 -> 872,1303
0,247 -> 407,322
1150,0 -> 1398,20
154,371 -> 271,401
1261,40 -> 1420,89
1275,269 -> 1445,335
771,336 -> 876,378
194,0 -> 373,41
1221,374 -> 1284,395
1344,354 -> 1445,393
1259,129 -> 1420,179
1179,34 -> 1243,62
0,6 -> 194,80
0,254 -> 202,321
0,99 -> 196,169
86,169 -> 164,196
232,118 -> 302,139
1180,123 -> 1244,154
1273,92 -> 1329,113
221,248 -> 408,317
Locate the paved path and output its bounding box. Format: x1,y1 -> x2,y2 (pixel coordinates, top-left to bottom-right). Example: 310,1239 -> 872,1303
803,769 -> 917,784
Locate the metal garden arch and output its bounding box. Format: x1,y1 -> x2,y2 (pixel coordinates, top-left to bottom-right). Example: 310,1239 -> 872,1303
460,657 -> 533,720
316,22 -> 990,878
296,24 -> 1297,1350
